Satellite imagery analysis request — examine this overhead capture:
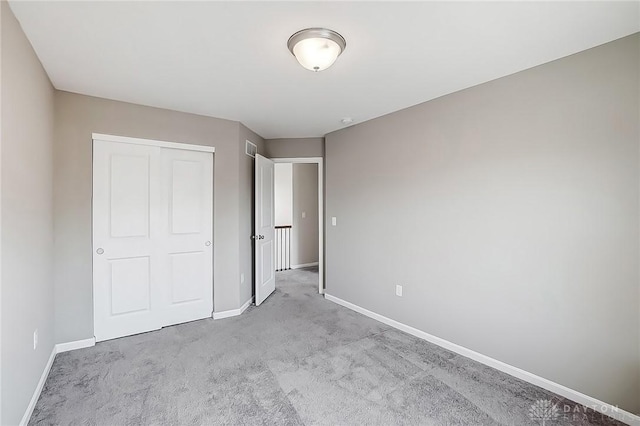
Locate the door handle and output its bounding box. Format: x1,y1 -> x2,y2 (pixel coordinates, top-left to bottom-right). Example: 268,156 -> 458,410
251,235 -> 265,240
259,235 -> 265,240
205,241 -> 212,247
96,248 -> 104,255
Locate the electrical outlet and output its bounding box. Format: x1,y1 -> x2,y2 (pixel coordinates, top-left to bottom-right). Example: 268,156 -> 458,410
240,273 -> 245,284
396,285 -> 403,297
33,329 -> 38,350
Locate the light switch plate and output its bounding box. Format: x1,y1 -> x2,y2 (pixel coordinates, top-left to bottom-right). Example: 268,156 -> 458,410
332,217 -> 337,226
396,285 -> 403,297
302,211 -> 306,219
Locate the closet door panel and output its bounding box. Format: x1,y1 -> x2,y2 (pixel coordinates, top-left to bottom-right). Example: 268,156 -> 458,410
93,140 -> 162,342
158,148 -> 214,326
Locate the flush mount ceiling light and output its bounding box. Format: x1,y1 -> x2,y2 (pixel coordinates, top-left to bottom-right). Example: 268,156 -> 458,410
287,28 -> 346,72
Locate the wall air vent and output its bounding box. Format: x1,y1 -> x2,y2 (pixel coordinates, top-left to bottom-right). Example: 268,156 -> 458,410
246,140 -> 257,158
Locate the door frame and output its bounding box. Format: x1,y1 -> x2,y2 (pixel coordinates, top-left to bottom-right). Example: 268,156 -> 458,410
91,133 -> 215,340
272,157 -> 324,294
92,133 -> 216,153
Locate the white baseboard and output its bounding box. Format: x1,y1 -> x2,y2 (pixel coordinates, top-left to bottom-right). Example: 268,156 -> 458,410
324,293 -> 640,426
55,337 -> 96,353
213,297 -> 253,320
239,296 -> 253,314
20,337 -> 97,425
291,262 -> 319,269
19,347 -> 56,426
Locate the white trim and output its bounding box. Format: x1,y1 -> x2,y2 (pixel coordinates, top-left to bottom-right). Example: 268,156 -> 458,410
291,262 -> 319,269
213,297 -> 253,320
239,297 -> 253,314
55,337 -> 96,354
21,337 -> 99,425
324,293 -> 640,426
272,157 -> 322,164
92,133 -> 215,153
272,157 -> 324,295
212,309 -> 237,320
19,347 -> 56,426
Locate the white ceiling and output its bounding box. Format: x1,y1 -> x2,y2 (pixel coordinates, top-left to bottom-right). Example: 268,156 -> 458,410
8,1 -> 640,139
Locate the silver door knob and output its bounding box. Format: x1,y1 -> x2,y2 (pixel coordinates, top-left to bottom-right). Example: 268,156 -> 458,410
205,241 -> 212,246
96,248 -> 104,255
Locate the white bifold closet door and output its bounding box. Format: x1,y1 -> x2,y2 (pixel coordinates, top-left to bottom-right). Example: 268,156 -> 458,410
93,138 -> 213,342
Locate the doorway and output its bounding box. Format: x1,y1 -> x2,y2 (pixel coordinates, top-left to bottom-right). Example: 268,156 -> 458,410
273,158 -> 324,294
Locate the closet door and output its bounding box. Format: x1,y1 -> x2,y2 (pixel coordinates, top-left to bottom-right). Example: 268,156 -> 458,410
93,140 -> 162,342
158,148 -> 213,326
93,137 -> 214,342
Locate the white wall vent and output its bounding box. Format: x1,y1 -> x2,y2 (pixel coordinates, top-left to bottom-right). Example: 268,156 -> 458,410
245,140 -> 257,158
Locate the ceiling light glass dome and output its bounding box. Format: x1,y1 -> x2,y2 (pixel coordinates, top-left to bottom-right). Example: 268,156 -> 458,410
287,28 -> 346,72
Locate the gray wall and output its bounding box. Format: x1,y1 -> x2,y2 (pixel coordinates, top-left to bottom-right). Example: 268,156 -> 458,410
325,34 -> 640,414
265,137 -> 324,159
238,124 -> 265,304
1,3 -> 56,424
54,92 -> 256,343
292,164 -> 319,267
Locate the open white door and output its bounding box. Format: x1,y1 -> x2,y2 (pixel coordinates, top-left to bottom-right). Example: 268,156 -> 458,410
255,154 -> 276,306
